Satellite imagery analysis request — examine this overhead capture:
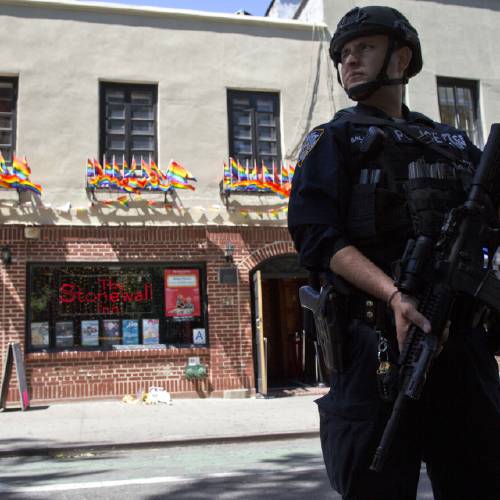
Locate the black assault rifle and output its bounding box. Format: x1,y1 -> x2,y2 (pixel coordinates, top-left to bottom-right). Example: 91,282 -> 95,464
370,123 -> 500,472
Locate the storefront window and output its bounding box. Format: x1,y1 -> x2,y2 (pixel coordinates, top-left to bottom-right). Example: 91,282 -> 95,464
27,263 -> 208,351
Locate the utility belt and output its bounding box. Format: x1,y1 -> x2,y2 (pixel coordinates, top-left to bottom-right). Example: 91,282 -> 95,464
299,286 -> 393,361
300,285 -> 399,401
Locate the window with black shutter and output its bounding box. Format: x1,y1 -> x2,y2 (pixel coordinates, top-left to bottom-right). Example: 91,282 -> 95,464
227,90 -> 281,167
0,77 -> 18,165
100,83 -> 157,166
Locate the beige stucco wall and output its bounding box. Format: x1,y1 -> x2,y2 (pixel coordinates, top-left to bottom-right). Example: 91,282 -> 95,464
321,0 -> 500,136
0,0 -> 334,227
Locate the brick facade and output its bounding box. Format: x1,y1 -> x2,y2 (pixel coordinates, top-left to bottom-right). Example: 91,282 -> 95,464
0,224 -> 296,403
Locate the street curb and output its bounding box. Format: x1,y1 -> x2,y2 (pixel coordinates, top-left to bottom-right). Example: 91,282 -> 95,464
0,430 -> 320,458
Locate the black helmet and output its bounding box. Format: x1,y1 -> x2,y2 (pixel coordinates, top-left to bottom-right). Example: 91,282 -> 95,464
330,6 -> 422,100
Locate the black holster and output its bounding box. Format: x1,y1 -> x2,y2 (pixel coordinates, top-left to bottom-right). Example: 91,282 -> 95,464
299,285 -> 346,373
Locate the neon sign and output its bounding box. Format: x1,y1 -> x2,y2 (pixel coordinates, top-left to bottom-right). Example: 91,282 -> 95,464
58,277 -> 153,315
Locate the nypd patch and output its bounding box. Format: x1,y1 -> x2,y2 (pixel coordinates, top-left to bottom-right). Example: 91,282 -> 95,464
297,129 -> 324,166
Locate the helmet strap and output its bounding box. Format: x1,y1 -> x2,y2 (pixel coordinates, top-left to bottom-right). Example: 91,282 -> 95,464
336,37 -> 408,101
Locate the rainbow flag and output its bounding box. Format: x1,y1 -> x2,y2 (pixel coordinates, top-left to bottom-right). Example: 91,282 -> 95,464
221,159 -> 293,199
262,161 -> 274,183
87,159 -> 95,177
12,155 -> 30,180
223,162 -> 231,189
103,159 -> 113,177
122,158 -> 130,178
117,194 -> 129,207
150,160 -> 167,181
20,179 -> 42,196
130,157 -> 138,176
92,159 -> 104,177
166,160 -> 196,189
230,158 -> 247,181
141,159 -> 156,180
0,151 -> 7,174
112,158 -> 122,178
0,155 -> 42,195
87,157 -> 196,194
281,162 -> 289,184
249,160 -> 258,180
272,161 -> 280,184
229,157 -> 240,180
0,172 -> 42,196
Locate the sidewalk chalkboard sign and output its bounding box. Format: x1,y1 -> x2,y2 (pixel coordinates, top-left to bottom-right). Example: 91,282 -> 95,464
0,343 -> 30,411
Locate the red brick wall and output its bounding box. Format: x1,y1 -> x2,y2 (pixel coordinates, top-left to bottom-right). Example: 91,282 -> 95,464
0,224 -> 295,403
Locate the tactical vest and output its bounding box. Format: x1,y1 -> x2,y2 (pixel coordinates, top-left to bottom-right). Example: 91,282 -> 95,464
336,112 -> 474,269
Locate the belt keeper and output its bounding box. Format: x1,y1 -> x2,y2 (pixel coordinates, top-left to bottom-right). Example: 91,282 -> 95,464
387,290 -> 400,309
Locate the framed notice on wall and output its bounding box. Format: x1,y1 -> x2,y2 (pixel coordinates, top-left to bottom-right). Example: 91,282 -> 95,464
164,269 -> 201,319
55,321 -> 74,347
31,322 -> 49,347
81,320 -> 99,346
143,319 -> 159,344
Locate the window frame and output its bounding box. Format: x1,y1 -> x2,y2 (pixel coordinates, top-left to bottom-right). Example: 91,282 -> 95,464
0,76 -> 18,165
436,76 -> 483,147
227,89 -> 282,167
26,261 -> 209,352
99,82 -> 158,166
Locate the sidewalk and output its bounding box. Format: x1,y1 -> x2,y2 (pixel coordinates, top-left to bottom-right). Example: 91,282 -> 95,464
0,393 -> 325,457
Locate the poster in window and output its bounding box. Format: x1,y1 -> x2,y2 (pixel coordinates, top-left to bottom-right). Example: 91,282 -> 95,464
102,319 -> 121,346
81,320 -> 99,346
164,269 -> 201,319
142,319 -> 159,344
122,319 -> 139,345
55,321 -> 74,347
31,322 -> 49,347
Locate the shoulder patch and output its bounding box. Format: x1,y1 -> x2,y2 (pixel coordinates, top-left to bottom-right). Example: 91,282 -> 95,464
297,129 -> 324,167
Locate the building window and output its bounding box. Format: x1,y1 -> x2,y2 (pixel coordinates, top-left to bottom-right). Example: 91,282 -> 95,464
0,77 -> 18,165
100,83 -> 157,166
27,263 -> 208,351
227,90 -> 281,167
437,77 -> 482,146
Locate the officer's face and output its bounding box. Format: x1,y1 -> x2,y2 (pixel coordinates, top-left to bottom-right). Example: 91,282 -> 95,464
340,35 -> 408,91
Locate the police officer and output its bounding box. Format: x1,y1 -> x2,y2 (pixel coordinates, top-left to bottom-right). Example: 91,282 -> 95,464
288,6 -> 500,500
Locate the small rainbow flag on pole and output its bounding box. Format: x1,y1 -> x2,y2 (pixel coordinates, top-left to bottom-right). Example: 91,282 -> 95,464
166,160 -> 196,190
0,151 -> 42,196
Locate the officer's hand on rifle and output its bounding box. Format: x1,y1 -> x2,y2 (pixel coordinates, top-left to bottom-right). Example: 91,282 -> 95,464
388,291 -> 432,352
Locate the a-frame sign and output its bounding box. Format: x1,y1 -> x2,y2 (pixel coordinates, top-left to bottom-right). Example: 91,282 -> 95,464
0,343 -> 30,411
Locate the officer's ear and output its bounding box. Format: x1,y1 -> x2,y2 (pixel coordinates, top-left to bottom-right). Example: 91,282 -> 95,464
396,45 -> 412,76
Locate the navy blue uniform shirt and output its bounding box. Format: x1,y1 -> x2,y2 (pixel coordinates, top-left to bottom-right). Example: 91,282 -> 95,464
288,103 -> 482,274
